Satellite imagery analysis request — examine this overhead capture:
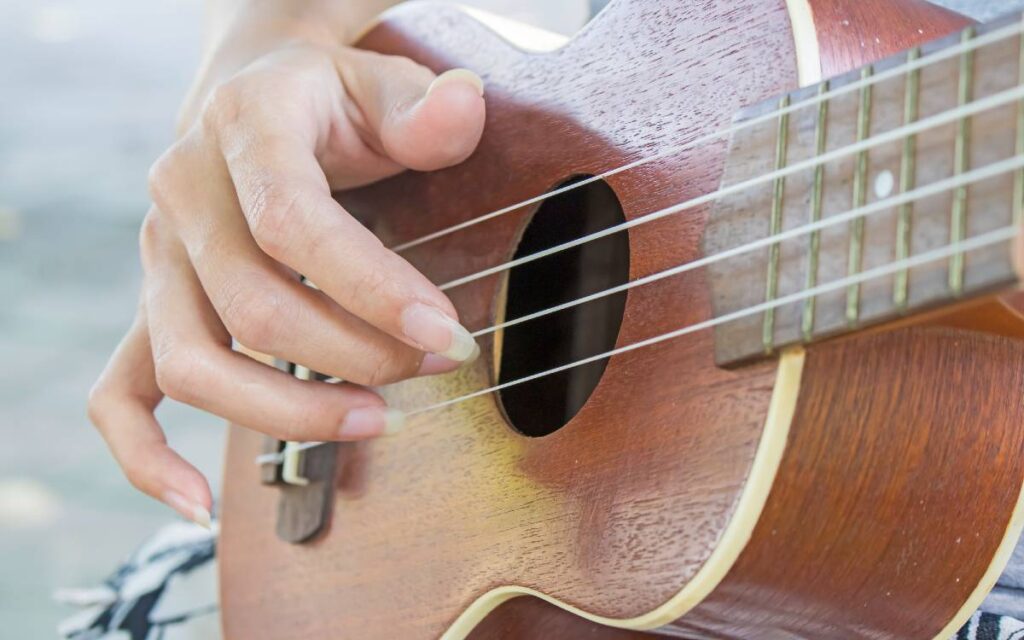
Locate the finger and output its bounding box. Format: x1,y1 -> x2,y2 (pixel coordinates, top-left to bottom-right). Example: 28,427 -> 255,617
87,306 -> 213,527
212,107 -> 480,366
334,48 -> 486,172
139,210 -> 405,441
149,143 -> 456,383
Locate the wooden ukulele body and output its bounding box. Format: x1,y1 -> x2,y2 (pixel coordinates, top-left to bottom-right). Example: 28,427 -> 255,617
219,1 -> 1024,637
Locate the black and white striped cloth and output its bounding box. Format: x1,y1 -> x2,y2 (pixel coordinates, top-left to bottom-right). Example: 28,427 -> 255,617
57,522 -> 218,640
956,614 -> 1024,640
55,519 -> 1024,640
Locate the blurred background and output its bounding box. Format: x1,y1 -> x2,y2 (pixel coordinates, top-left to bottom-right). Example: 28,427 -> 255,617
1,0 -> 1022,636
0,0 -> 213,636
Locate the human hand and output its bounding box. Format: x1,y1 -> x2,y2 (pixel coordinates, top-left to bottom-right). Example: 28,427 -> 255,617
88,32 -> 486,525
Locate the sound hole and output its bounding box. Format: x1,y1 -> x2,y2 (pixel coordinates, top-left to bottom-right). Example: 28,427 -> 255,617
497,177 -> 630,438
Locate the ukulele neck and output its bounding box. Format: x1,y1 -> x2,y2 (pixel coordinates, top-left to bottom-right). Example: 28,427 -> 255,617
706,16 -> 1024,367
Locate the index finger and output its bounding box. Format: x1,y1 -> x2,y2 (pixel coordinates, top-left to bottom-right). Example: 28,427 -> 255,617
220,120 -> 479,364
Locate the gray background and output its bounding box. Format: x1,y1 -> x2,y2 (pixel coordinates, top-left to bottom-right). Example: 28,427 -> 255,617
0,0 -> 1020,636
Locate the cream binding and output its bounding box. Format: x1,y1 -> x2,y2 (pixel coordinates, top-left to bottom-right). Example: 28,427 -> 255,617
353,3 -> 1023,637
442,348 -> 805,638
356,1 -> 814,636
348,1 -> 820,637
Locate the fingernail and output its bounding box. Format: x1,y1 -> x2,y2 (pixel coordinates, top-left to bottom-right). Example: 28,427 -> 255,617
340,406 -> 406,438
163,491 -> 212,529
417,344 -> 481,376
426,68 -> 485,98
417,353 -> 461,376
401,303 -> 478,362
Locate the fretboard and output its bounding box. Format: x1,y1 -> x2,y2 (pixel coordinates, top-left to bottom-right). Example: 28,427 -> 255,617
705,14 -> 1024,366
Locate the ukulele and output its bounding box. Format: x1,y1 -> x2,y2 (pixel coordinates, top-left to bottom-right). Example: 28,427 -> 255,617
218,1 -> 1024,638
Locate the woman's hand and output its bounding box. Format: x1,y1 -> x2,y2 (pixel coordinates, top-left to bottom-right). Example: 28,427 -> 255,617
87,11 -> 487,526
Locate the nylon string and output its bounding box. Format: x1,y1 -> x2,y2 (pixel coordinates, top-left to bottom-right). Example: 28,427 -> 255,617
258,224 -> 1021,464
438,80 -> 1024,291
469,154 -> 1024,338
256,22 -> 1024,465
390,20 -> 1024,256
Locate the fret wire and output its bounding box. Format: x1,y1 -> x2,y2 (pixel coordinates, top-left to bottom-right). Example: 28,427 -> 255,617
416,228 -> 1019,418
1016,26 -> 1024,225
846,66 -> 873,327
260,224 -> 1021,464
762,95 -> 791,355
894,47 -> 921,310
441,81 -> 1024,293
254,22 -> 1024,466
466,155 -> 1024,341
801,82 -> 829,342
259,153 -> 1024,467
950,27 -> 976,296
396,21 -> 1024,256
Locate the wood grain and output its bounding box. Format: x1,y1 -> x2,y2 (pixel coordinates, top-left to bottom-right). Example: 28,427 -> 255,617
273,442 -> 338,544
707,15 -> 1023,365
671,4 -> 1024,637
810,0 -> 970,78
221,0 -> 798,637
219,1 -> 1024,639
672,322 -> 1024,638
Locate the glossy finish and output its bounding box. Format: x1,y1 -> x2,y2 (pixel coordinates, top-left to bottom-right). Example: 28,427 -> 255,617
707,13 -> 1023,365
219,1 -> 1024,638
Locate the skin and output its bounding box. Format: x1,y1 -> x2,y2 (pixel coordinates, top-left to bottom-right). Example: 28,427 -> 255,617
86,0 -> 1024,531
87,0 -> 488,526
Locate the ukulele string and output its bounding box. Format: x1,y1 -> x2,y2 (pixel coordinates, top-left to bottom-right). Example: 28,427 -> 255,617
470,153 -> 1024,339
260,91 -> 1024,463
420,229 -> 1020,414
256,22 -> 1024,466
258,224 -> 1021,464
390,19 -> 1024,257
438,80 -> 1024,292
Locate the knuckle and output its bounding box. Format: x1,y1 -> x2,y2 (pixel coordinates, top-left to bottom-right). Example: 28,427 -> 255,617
86,380 -> 114,428
244,183 -> 302,258
351,346 -> 417,387
86,383 -> 154,494
137,210 -> 164,263
120,458 -> 151,493
273,409 -> 306,441
376,51 -> 432,80
153,345 -> 206,405
361,359 -> 398,387
146,144 -> 189,209
219,283 -> 286,352
202,79 -> 245,130
278,400 -> 331,442
348,263 -> 391,305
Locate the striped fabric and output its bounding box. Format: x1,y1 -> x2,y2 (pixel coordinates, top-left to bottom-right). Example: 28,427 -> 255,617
57,522 -> 218,640
957,613 -> 1024,640
56,1 -> 1024,638
54,520 -> 1024,640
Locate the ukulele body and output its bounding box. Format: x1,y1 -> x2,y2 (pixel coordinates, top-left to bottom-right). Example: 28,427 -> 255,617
219,1 -> 1024,638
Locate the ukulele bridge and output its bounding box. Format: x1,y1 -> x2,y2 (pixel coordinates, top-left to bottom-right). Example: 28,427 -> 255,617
257,361 -> 338,544
279,365 -> 315,487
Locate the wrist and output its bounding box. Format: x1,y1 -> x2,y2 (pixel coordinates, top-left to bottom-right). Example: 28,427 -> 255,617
178,0 -> 379,134
204,0 -> 400,50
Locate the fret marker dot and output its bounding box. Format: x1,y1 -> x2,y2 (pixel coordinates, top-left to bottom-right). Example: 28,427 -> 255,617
874,170 -> 895,199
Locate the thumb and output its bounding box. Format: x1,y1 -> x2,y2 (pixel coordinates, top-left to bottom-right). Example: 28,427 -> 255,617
336,49 -> 486,172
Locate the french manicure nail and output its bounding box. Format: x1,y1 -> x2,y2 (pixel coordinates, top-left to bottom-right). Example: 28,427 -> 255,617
417,353 -> 461,376
417,343 -> 480,376
401,303 -> 479,362
426,68 -> 485,97
163,490 -> 212,529
340,406 -> 406,438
